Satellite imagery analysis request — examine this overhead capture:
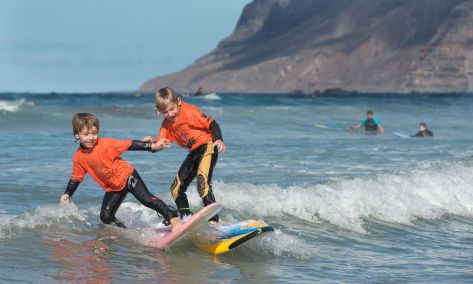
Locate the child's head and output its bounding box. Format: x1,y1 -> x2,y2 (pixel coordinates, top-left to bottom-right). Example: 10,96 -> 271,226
154,87 -> 181,121
419,122 -> 427,131
366,110 -> 374,119
72,113 -> 100,148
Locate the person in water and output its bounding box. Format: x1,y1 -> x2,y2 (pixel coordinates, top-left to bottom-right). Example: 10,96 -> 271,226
350,110 -> 385,133
143,87 -> 226,222
60,113 -> 182,230
193,86 -> 204,97
413,122 -> 433,137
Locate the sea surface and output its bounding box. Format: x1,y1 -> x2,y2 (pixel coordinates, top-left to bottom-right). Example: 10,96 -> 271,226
0,92 -> 472,283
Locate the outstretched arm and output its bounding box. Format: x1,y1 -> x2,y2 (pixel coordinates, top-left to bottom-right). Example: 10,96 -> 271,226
128,140 -> 154,151
349,123 -> 362,130
60,179 -> 80,203
377,125 -> 385,133
128,140 -> 171,152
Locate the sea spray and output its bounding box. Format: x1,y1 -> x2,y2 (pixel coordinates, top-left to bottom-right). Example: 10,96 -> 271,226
212,161 -> 473,233
0,99 -> 27,112
0,203 -> 92,240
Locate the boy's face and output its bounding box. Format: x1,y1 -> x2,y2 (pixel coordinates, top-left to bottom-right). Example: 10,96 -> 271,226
419,124 -> 426,131
76,126 -> 98,149
367,113 -> 373,119
162,101 -> 181,122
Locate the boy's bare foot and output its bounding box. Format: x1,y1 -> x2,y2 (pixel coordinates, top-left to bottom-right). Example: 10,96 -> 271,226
170,217 -> 183,232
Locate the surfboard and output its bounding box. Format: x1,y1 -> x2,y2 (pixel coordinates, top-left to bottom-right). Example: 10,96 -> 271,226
315,123 -> 346,132
149,203 -> 222,249
392,132 -> 410,138
191,219 -> 274,255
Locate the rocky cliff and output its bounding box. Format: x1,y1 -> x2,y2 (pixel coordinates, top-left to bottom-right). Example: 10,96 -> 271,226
140,0 -> 473,94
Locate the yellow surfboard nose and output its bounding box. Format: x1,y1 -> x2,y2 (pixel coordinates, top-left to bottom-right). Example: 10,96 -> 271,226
191,219 -> 274,255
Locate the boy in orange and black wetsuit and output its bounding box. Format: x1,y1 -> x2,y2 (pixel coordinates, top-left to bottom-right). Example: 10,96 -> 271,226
144,87 -> 226,222
60,113 -> 181,230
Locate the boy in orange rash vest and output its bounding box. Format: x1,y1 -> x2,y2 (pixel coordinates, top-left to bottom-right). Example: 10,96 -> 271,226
60,113 -> 181,230
144,87 -> 226,222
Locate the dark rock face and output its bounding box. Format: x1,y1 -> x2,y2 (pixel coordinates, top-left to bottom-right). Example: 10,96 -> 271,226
140,0 -> 473,93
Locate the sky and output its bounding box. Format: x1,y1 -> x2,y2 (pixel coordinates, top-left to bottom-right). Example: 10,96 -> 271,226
0,0 -> 250,93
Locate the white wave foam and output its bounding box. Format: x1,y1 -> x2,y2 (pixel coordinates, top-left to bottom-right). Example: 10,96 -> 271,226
0,203 -> 91,239
0,200 -> 314,257
203,93 -> 221,100
114,202 -> 314,258
0,98 -> 28,112
247,229 -> 315,259
116,201 -> 165,227
106,202 -> 176,247
213,161 -> 473,233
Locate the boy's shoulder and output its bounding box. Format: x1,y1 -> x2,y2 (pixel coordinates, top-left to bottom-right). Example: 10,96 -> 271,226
180,101 -> 200,112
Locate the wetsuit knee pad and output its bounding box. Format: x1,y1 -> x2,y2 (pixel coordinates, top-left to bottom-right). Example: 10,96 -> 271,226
196,173 -> 208,198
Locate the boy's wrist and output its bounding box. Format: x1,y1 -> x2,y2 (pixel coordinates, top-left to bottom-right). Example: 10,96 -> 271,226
151,143 -> 161,152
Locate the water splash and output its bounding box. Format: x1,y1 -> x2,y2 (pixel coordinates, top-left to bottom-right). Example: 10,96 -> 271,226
203,93 -> 221,100
0,99 -> 28,112
213,161 -> 473,233
0,203 -> 91,239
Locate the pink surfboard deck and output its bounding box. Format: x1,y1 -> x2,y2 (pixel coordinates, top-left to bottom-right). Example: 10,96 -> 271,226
149,203 -> 222,249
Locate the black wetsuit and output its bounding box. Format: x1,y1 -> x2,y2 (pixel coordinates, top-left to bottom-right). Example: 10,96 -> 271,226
413,130 -> 433,137
64,140 -> 178,228
171,120 -> 222,222
364,118 -> 378,132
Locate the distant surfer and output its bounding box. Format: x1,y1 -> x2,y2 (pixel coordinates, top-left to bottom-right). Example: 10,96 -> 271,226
193,86 -> 204,96
60,113 -> 182,230
349,110 -> 385,133
143,87 -> 226,222
412,122 -> 433,137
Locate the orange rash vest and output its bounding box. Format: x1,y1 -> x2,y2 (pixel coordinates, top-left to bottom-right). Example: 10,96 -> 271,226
70,138 -> 134,192
157,102 -> 214,151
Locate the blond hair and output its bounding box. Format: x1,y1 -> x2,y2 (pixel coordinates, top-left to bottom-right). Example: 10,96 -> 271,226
154,87 -> 179,115
72,113 -> 100,136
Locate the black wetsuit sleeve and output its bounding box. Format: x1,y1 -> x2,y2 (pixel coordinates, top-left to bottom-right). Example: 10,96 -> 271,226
413,131 -> 422,137
209,120 -> 223,141
64,179 -> 80,197
128,140 -> 154,152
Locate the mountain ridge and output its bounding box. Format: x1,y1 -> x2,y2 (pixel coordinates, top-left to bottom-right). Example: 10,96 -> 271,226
140,0 -> 473,94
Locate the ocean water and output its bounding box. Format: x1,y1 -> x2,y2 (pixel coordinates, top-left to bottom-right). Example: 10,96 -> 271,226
0,92 -> 473,283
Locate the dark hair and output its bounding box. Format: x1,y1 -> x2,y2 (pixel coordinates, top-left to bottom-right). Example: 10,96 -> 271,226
419,122 -> 427,128
367,110 -> 373,115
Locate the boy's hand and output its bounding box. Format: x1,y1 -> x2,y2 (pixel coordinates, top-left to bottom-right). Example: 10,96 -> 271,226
142,136 -> 154,142
60,194 -> 70,204
151,139 -> 171,151
214,139 -> 226,153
